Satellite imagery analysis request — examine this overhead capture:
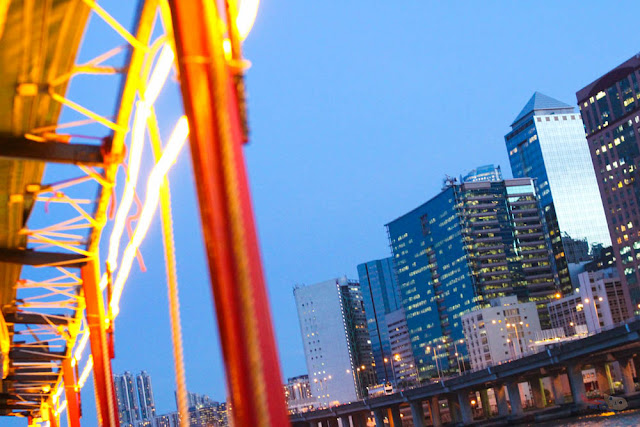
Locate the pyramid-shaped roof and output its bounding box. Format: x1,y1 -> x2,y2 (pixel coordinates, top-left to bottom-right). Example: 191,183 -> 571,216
511,92 -> 572,126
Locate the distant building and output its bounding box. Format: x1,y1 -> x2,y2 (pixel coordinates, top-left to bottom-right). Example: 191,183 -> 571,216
549,268 -> 633,335
153,402 -> 227,427
505,92 -> 612,293
294,277 -> 375,406
386,177 -> 558,379
137,371 -> 156,421
462,296 -> 542,370
386,309 -> 417,387
284,375 -> 315,413
114,371 -> 141,427
357,257 -> 401,385
576,53 -> 640,304
461,164 -> 503,183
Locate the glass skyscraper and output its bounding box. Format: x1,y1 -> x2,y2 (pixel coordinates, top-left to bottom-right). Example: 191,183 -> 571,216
386,178 -> 557,379
357,257 -> 401,385
576,53 -> 640,303
505,92 -> 612,293
461,164 -> 503,183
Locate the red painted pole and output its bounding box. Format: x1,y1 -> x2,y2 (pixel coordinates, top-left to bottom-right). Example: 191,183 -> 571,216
168,1 -> 290,426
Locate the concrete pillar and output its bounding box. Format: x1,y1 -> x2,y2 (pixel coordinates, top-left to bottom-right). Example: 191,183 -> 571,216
566,363 -> 586,406
506,381 -> 523,416
339,415 -> 351,427
595,364 -> 612,394
328,419 -> 340,427
530,378 -> 545,409
495,384 -> 509,417
429,396 -> 442,427
480,389 -> 491,418
409,400 -> 425,427
457,390 -> 474,425
389,406 -> 402,427
373,408 -> 385,426
551,374 -> 566,405
621,358 -> 637,395
448,397 -> 461,424
351,412 -> 367,427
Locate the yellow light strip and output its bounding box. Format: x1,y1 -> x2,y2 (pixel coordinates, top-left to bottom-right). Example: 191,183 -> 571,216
109,117 -> 189,317
72,332 -> 90,366
106,44 -> 174,278
58,399 -> 67,415
78,356 -> 93,388
105,99 -> 148,272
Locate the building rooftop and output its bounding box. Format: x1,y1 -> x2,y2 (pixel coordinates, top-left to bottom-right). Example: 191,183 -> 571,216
576,52 -> 640,103
511,91 -> 573,126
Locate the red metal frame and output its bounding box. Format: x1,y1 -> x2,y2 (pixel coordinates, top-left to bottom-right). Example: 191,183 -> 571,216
82,260 -> 119,427
168,1 -> 290,426
62,357 -> 81,427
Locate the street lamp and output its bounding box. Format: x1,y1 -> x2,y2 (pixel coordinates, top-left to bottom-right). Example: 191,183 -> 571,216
384,357 -> 398,386
426,346 -> 442,382
584,297 -> 603,332
453,339 -> 465,374
506,322 -> 522,357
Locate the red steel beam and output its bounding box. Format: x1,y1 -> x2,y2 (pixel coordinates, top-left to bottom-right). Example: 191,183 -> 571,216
82,259 -> 119,427
168,1 -> 290,426
62,358 -> 81,427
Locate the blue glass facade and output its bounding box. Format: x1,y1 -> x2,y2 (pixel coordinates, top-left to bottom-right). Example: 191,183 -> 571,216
461,164 -> 503,183
386,179 -> 557,379
386,187 -> 474,378
357,257 -> 401,385
506,92 -> 612,293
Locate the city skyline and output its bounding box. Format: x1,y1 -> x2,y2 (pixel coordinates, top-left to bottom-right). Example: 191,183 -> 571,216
3,2 -> 640,426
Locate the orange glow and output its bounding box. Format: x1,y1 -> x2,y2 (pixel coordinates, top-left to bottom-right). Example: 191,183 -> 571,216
555,293 -> 561,299
236,0 -> 260,40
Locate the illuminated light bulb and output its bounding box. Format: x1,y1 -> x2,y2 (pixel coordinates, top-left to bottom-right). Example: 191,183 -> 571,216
110,117 -> 190,317
223,39 -> 232,61
236,0 -> 260,40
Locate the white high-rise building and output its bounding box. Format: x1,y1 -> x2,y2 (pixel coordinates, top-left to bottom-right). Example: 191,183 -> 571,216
114,371 -> 140,427
136,371 -> 156,421
294,276 -> 374,408
386,309 -> 417,387
548,268 -> 633,335
462,297 -> 542,370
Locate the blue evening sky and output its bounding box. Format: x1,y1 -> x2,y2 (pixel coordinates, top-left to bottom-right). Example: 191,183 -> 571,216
8,2 -> 640,426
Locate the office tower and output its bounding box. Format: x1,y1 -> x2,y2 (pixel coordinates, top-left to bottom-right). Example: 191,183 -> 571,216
284,375 -> 315,413
505,92 -> 612,293
136,371 -> 156,420
549,268 -> 632,335
576,54 -> 640,303
461,164 -> 503,183
386,177 -> 557,378
357,257 -> 401,385
462,296 -> 542,370
386,309 -> 417,387
294,277 -> 375,407
114,371 -> 140,426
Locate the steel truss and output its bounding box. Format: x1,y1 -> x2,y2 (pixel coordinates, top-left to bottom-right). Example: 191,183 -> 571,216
1,1 -> 180,425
